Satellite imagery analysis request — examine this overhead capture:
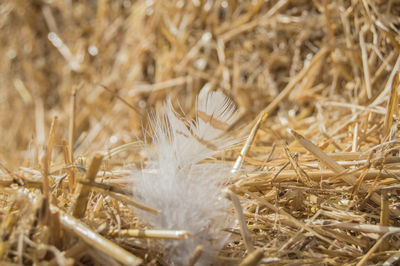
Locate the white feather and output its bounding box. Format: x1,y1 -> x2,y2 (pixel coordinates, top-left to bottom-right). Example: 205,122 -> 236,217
132,90 -> 238,265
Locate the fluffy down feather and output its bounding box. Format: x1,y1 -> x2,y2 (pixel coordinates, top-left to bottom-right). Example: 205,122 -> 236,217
132,90 -> 238,265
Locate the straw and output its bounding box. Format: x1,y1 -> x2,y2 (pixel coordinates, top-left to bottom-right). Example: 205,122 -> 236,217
2,0 -> 400,264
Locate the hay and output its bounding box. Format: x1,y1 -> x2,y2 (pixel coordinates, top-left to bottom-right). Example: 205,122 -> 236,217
1,0 -> 400,265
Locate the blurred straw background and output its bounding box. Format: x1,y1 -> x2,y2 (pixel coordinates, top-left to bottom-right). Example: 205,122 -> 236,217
1,0 -> 400,265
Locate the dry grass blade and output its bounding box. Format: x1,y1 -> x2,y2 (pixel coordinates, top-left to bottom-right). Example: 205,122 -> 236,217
72,154 -> 103,218
356,229 -> 400,266
225,189 -> 254,253
220,0 -> 289,41
261,46 -> 329,115
187,245 -> 203,266
81,180 -> 160,214
383,72 -> 399,137
323,222 -> 400,234
50,205 -> 142,265
239,249 -> 264,266
360,26 -> 372,99
232,112 -> 267,173
62,140 -> 75,191
101,141 -> 144,160
235,186 -> 338,247
379,192 -> 390,251
48,241 -> 86,266
47,116 -> 58,166
68,88 -> 76,164
372,55 -> 400,106
108,229 -> 190,240
289,129 -> 382,206
97,84 -> 143,117
283,145 -> 316,187
41,153 -> 50,202
383,251 -> 400,265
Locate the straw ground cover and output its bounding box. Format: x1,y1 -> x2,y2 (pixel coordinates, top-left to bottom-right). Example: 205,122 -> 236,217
1,0 -> 400,265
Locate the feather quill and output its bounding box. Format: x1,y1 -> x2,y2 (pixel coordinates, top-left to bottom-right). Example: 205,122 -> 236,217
132,90 -> 238,265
